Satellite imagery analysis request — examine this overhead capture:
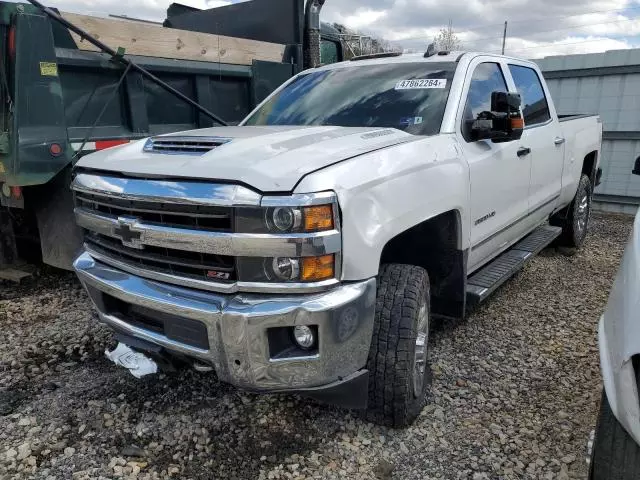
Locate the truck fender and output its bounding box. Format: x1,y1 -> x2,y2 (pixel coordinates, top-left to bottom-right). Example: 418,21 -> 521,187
294,135 -> 470,304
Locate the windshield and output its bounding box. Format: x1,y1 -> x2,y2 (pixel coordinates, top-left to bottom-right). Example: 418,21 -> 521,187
243,62 -> 456,136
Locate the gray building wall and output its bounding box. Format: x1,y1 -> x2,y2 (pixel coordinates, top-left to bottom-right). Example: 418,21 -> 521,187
535,49 -> 640,214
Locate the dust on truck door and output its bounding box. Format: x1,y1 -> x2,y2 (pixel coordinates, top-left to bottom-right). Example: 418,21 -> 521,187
507,63 -> 563,224
457,60 -> 532,272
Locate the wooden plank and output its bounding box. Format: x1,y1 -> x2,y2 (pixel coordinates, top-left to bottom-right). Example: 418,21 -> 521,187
0,267 -> 34,283
61,12 -> 287,66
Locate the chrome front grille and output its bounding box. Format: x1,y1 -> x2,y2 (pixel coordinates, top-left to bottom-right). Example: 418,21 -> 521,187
73,173 -> 246,289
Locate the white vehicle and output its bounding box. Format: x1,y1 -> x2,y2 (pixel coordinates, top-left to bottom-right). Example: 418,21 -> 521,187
590,160 -> 640,478
71,49 -> 602,427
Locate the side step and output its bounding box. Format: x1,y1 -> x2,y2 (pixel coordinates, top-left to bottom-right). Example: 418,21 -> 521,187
466,225 -> 562,306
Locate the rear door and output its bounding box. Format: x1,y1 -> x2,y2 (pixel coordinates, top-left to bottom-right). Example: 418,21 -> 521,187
456,59 -> 532,272
506,63 -> 563,223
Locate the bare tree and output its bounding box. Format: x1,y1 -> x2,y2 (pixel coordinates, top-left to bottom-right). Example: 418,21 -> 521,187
433,20 -> 461,51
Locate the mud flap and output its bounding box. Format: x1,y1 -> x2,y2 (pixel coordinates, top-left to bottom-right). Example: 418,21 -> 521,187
33,167 -> 83,270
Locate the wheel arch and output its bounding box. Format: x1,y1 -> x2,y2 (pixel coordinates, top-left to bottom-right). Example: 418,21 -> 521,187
379,209 -> 467,320
582,150 -> 599,187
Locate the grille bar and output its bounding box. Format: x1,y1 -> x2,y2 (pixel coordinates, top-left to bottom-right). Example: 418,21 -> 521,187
74,207 -> 342,258
86,233 -> 234,273
76,193 -> 231,219
76,192 -> 232,232
72,173 -> 262,207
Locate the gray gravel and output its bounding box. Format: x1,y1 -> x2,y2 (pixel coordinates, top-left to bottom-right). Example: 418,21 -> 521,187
0,212 -> 634,479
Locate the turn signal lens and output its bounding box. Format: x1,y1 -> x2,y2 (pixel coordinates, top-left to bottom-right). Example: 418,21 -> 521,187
511,117 -> 524,129
301,254 -> 335,282
303,205 -> 334,232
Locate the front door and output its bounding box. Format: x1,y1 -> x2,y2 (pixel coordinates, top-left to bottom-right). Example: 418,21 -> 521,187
456,59 -> 532,273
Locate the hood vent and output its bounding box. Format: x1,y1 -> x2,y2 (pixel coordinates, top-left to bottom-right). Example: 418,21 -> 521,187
143,136 -> 232,155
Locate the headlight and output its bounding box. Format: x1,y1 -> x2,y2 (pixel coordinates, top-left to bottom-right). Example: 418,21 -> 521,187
237,254 -> 336,284
236,204 -> 335,233
234,192 -> 340,285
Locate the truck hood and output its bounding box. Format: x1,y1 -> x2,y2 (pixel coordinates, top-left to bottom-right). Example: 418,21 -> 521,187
76,126 -> 418,192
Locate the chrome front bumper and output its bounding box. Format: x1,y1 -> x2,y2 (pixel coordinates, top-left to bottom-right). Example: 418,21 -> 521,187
74,252 -> 376,393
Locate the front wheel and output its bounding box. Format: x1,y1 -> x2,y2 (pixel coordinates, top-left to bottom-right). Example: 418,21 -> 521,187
551,174 -> 592,248
363,264 -> 431,427
589,390 -> 640,479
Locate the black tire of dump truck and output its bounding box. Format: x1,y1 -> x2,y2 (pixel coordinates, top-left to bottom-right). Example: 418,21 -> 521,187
589,389 -> 640,479
551,174 -> 592,248
363,264 -> 431,427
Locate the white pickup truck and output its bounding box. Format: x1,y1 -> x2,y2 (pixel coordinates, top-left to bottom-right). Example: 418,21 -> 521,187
71,50 -> 602,427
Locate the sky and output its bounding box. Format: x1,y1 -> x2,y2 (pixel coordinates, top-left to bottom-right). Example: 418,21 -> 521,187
37,0 -> 640,59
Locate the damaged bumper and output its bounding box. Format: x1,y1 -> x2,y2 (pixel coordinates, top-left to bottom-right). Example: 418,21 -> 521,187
74,252 -> 376,408
599,211 -> 640,445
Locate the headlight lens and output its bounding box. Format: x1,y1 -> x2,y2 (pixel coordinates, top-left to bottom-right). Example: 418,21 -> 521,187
269,257 -> 300,281
236,204 -> 335,233
268,207 -> 302,232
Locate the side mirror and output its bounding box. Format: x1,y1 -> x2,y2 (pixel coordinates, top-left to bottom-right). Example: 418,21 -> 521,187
633,156 -> 640,176
470,91 -> 524,143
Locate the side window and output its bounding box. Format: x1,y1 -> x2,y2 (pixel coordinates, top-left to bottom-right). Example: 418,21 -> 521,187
462,62 -> 508,141
320,40 -> 339,64
508,65 -> 551,126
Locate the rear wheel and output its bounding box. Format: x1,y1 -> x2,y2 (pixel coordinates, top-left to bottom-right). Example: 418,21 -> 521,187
551,174 -> 592,248
363,264 -> 431,427
589,390 -> 640,479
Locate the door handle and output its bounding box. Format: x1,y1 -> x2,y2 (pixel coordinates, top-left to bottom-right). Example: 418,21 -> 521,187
517,147 -> 531,157
554,137 -> 566,146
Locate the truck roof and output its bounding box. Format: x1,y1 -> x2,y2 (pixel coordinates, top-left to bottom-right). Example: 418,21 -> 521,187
314,51 -> 539,72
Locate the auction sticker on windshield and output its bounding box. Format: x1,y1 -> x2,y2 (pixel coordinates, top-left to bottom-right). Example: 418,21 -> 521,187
395,79 -> 447,90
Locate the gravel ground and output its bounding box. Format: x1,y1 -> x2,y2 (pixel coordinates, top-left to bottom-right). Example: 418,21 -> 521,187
0,212 -> 634,480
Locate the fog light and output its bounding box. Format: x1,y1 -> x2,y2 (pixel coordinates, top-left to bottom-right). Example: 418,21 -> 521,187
292,326 -> 315,350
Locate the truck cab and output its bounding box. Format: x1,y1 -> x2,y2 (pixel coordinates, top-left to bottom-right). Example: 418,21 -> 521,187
71,50 -> 602,427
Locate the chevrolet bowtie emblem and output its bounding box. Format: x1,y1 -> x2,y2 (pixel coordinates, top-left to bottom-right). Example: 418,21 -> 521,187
113,217 -> 144,249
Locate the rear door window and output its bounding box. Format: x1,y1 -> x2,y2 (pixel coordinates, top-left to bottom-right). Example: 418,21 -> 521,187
508,64 -> 551,126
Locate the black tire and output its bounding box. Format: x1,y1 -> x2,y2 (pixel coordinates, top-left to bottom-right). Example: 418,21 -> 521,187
363,264 -> 431,427
551,174 -> 592,248
590,389 -> 640,479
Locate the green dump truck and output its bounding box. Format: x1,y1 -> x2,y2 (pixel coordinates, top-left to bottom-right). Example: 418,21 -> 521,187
0,0 -> 342,275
